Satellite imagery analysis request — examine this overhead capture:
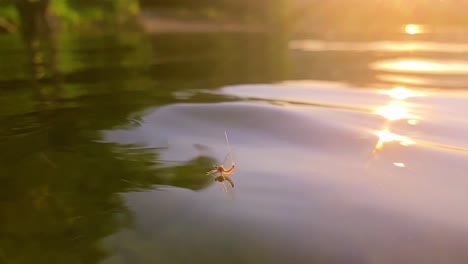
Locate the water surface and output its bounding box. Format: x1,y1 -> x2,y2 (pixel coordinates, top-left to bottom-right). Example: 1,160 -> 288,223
1,30 -> 468,264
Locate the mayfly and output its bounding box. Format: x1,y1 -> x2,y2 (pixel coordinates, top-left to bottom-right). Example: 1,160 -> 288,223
206,131 -> 235,188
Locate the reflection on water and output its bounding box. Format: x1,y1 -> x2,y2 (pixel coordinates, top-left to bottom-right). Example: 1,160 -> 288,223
371,86 -> 421,167
2,28 -> 468,264
371,58 -> 468,75
375,87 -> 421,122
0,31 -> 288,264
378,86 -> 422,100
376,74 -> 468,88
373,129 -> 415,151
408,119 -> 419,125
289,40 -> 468,53
376,101 -> 417,121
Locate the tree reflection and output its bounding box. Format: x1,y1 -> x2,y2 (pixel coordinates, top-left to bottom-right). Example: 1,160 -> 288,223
0,8 -> 289,260
0,138 -> 216,263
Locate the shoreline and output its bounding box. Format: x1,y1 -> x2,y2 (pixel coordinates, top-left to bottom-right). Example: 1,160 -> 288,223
138,10 -> 263,34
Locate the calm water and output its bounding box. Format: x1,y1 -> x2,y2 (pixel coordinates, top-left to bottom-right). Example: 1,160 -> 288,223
1,29 -> 468,264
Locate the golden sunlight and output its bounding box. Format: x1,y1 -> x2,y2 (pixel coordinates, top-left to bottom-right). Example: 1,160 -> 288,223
376,102 -> 417,121
393,162 -> 406,168
371,59 -> 468,75
398,60 -> 434,72
374,129 -> 414,151
378,87 -> 420,100
405,24 -> 421,35
376,88 -> 420,121
408,119 -> 419,125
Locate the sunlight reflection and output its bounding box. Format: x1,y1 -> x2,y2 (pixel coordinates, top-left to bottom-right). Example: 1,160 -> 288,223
393,162 -> 405,168
371,59 -> 468,75
372,86 -> 418,160
376,102 -> 417,121
408,119 -> 419,125
399,61 -> 432,71
378,87 -> 421,100
374,129 -> 415,152
376,87 -> 421,121
290,40 -> 468,53
376,74 -> 427,86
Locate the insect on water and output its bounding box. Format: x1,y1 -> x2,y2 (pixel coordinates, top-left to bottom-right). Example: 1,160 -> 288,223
206,131 -> 236,188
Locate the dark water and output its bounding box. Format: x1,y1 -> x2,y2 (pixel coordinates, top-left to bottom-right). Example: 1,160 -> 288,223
1,28 -> 468,264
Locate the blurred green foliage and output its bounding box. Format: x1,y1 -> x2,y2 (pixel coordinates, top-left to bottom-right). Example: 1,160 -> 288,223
0,3 -> 18,21
50,0 -> 139,26
0,0 -> 139,30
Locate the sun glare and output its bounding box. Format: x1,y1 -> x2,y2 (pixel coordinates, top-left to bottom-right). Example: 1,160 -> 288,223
378,87 -> 420,100
371,59 -> 468,75
408,119 -> 419,125
374,129 -> 414,151
376,103 -> 416,121
399,60 -> 434,72
405,24 -> 421,35
376,87 -> 421,121
393,162 -> 406,168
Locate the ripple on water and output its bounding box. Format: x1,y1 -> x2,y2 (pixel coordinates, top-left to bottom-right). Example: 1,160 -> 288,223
102,82 -> 468,264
